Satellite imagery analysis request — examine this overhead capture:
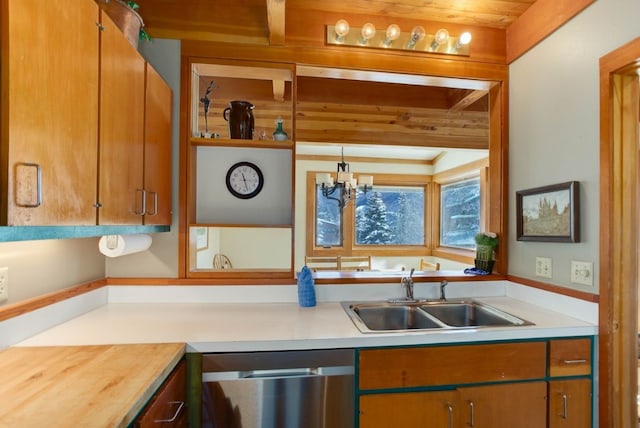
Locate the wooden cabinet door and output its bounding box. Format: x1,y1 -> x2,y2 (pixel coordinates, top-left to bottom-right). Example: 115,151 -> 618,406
548,379 -> 591,428
143,64 -> 172,225
458,381 -> 547,428
97,10 -> 145,225
3,0 -> 99,225
135,359 -> 188,427
359,390 -> 458,428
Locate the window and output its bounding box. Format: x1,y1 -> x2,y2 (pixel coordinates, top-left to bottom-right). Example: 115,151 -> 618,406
311,172 -> 428,255
355,186 -> 424,246
439,177 -> 481,249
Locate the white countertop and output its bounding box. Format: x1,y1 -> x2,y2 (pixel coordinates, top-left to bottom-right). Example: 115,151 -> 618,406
15,292 -> 597,353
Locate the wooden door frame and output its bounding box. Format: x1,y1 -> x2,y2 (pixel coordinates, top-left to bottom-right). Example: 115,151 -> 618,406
599,36 -> 640,428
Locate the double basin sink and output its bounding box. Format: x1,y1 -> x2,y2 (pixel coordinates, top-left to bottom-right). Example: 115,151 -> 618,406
342,300 -> 533,333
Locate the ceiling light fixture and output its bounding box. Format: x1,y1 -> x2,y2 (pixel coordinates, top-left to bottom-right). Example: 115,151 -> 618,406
326,20 -> 472,56
316,148 -> 373,209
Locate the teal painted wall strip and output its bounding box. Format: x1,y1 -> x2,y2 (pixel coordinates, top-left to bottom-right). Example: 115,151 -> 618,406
0,225 -> 170,242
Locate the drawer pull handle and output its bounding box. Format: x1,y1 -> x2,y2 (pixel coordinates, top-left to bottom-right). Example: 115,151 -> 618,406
561,393 -> 568,419
446,402 -> 453,428
563,359 -> 587,364
468,400 -> 475,427
15,162 -> 42,207
154,400 -> 184,423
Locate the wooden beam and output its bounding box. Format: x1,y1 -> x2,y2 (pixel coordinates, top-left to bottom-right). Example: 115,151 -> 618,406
272,79 -> 285,101
448,89 -> 488,113
266,0 -> 285,46
506,0 -> 595,63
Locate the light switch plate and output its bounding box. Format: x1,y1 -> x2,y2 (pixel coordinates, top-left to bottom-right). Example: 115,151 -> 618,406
571,261 -> 593,286
535,257 -> 552,278
0,267 -> 8,303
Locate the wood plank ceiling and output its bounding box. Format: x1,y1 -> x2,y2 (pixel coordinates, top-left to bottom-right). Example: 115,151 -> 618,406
135,0 -> 537,150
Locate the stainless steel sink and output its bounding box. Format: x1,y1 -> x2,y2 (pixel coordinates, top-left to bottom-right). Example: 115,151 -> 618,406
419,301 -> 532,327
352,304 -> 444,331
342,300 -> 533,333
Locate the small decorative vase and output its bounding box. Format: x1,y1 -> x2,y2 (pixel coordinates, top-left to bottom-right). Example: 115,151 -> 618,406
273,119 -> 288,141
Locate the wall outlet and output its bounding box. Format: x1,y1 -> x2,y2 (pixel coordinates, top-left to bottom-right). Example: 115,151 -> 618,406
535,257 -> 552,278
0,267 -> 8,303
571,261 -> 593,286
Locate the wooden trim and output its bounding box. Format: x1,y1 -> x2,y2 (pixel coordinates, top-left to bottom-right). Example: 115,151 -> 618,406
295,153 -> 433,167
506,0 -> 595,63
0,279 -> 106,322
432,158 -> 488,183
507,275 -> 599,303
598,36 -> 640,428
106,277 -> 297,285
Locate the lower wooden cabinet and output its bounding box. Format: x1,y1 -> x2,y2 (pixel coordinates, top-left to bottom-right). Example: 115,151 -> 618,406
360,390 -> 458,427
357,338 -> 593,428
134,359 -> 188,427
548,379 -> 592,428
359,382 -> 546,428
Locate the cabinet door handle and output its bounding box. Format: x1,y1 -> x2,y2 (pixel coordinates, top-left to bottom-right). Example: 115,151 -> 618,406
134,189 -> 146,215
446,402 -> 454,428
561,393 -> 568,419
146,191 -> 158,216
468,400 -> 475,427
563,359 -> 587,364
15,162 -> 42,207
154,400 -> 184,423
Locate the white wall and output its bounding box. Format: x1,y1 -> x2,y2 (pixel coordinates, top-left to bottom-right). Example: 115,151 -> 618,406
0,238 -> 105,304
508,0 -> 640,292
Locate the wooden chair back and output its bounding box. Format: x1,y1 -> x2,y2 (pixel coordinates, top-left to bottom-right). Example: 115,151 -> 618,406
305,256 -> 340,272
340,255 -> 372,271
420,259 -> 441,271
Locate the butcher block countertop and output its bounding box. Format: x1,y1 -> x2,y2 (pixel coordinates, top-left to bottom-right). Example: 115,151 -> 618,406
0,343 -> 185,428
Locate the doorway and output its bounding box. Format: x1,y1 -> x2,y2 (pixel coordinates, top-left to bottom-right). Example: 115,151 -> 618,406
599,36 -> 640,427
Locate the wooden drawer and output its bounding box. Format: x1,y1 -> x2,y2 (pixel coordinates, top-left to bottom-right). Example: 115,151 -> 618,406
358,341 -> 546,390
549,338 -> 591,377
135,359 -> 188,427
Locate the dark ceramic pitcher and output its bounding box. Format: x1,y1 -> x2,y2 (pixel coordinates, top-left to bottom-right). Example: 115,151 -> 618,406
223,101 -> 255,139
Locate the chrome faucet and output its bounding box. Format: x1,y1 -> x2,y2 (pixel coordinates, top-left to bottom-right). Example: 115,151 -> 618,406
439,280 -> 448,301
401,268 -> 416,301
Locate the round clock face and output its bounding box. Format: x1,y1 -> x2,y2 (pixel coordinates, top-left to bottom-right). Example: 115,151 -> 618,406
225,161 -> 264,199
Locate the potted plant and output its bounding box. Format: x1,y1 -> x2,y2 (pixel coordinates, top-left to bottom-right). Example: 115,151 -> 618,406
99,0 -> 150,49
474,232 -> 498,272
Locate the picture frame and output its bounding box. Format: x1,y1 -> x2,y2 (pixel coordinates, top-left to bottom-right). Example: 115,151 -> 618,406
516,181 -> 580,242
195,227 -> 209,250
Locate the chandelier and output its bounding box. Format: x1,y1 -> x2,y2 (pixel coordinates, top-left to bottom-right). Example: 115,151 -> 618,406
315,148 -> 373,209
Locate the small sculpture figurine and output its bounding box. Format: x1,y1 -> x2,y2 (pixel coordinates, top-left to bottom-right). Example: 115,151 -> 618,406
199,80 -> 217,137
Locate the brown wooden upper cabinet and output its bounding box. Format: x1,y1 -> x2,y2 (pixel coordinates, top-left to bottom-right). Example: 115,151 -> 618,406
1,0 -> 172,227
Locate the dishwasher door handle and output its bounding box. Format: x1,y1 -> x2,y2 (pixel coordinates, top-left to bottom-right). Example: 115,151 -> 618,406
203,365 -> 354,382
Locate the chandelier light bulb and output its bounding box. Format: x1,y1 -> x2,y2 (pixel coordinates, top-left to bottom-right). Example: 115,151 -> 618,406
383,24 -> 401,47
407,26 -> 425,49
334,19 -> 350,42
431,28 -> 450,50
360,23 -> 376,45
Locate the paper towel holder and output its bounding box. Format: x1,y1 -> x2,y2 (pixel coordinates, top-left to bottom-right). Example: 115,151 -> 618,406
105,235 -> 119,250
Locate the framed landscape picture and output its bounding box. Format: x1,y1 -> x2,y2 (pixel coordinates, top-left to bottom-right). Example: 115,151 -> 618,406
516,181 -> 580,242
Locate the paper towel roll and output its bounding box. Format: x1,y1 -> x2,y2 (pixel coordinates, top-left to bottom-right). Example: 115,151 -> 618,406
98,234 -> 152,258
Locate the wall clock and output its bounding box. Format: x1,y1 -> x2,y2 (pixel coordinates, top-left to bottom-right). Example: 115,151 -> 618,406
225,161 -> 264,199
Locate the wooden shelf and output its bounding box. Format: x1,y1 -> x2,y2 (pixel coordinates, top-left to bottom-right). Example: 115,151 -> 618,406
190,137 -> 293,150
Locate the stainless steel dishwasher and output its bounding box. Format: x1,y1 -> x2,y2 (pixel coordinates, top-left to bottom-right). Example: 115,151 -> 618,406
201,349 -> 354,428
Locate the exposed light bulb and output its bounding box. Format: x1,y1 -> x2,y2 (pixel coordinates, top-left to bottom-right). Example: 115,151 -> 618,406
431,28 -> 450,50
454,31 -> 472,50
383,24 -> 401,47
334,19 -> 350,42
360,23 -> 376,45
407,26 -> 425,49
